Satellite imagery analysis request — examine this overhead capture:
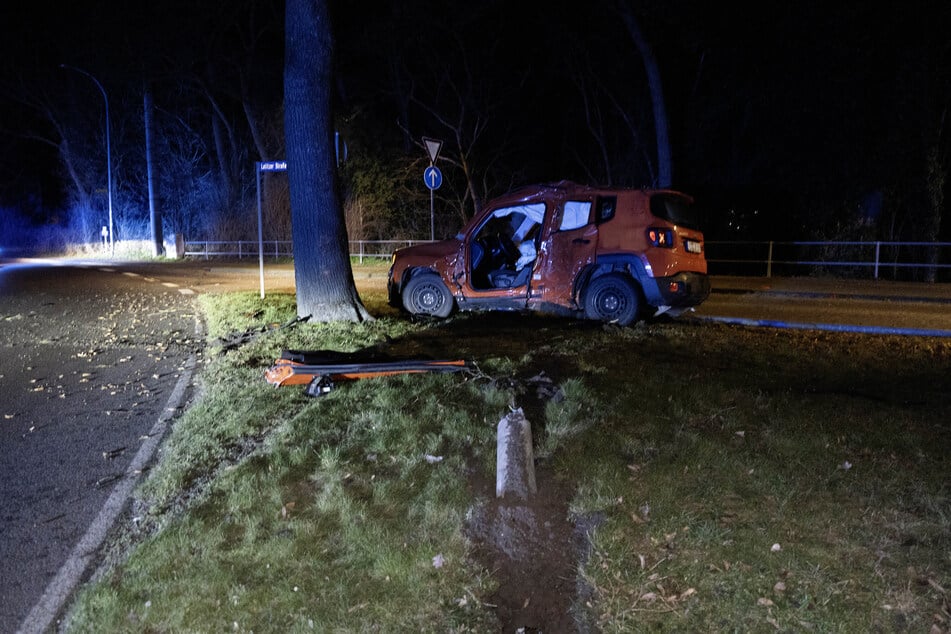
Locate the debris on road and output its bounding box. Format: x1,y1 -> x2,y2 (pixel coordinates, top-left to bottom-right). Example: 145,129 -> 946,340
216,315 -> 310,353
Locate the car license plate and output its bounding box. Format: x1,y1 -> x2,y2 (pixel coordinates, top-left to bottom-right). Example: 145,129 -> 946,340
685,239 -> 702,254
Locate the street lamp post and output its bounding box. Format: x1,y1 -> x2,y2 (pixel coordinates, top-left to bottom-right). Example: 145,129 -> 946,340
61,64 -> 113,257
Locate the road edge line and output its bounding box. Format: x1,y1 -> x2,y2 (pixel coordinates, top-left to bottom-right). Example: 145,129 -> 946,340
17,354 -> 197,634
694,314 -> 951,338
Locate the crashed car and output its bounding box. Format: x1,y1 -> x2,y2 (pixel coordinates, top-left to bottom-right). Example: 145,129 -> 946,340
388,181 -> 710,326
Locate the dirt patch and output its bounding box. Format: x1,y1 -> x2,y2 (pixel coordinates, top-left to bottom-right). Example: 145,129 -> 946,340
465,464 -> 589,632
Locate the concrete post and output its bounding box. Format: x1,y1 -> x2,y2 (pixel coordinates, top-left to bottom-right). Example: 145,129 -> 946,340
496,408 -> 537,500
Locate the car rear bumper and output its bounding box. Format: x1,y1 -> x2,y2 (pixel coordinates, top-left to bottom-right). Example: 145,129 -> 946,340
648,272 -> 710,307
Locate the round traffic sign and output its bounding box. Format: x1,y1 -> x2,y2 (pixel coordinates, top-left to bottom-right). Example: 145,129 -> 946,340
423,165 -> 443,190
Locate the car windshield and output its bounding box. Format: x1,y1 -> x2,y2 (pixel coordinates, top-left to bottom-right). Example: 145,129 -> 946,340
650,194 -> 701,230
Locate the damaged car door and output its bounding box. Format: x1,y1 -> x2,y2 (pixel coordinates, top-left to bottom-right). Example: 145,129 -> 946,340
529,197 -> 599,311
453,201 -> 547,312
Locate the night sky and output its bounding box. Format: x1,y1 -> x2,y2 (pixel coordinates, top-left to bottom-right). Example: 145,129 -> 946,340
1,0 -> 949,242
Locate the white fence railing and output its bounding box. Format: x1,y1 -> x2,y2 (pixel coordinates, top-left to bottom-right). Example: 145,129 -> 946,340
183,239 -> 434,263
706,240 -> 951,280
183,238 -> 950,281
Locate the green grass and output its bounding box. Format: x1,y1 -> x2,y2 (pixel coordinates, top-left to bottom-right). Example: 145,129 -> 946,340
552,326 -> 951,632
69,293 -> 502,632
65,289 -> 951,632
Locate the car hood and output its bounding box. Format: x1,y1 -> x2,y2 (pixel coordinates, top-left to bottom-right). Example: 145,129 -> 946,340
395,238 -> 462,263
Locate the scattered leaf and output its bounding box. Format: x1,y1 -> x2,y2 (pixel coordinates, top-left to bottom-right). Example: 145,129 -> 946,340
758,597 -> 774,607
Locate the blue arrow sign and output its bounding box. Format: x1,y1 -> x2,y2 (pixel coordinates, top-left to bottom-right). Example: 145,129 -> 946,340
423,165 -> 443,190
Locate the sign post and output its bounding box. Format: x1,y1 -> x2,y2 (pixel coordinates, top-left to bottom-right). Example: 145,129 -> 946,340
256,161 -> 287,298
421,137 -> 443,241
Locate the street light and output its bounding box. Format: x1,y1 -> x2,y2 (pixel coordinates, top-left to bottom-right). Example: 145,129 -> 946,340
60,64 -> 113,257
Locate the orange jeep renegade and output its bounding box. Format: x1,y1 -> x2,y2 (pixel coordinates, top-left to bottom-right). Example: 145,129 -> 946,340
387,181 -> 709,326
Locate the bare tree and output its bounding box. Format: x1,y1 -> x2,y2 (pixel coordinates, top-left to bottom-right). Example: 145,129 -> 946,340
144,85 -> 163,255
616,2 -> 673,188
6,80 -> 103,242
405,56 -> 492,219
284,0 -> 370,321
923,115 -> 946,282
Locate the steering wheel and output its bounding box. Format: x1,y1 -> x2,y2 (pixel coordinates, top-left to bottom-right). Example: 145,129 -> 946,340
496,232 -> 518,262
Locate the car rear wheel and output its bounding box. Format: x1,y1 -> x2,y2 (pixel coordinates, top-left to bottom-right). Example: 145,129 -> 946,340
402,272 -> 454,318
584,273 -> 641,326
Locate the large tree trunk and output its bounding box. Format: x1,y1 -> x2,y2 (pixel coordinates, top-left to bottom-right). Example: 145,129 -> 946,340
617,3 -> 673,188
285,0 -> 371,321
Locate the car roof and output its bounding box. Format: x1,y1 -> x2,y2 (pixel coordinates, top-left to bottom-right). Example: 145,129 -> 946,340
492,181 -> 690,206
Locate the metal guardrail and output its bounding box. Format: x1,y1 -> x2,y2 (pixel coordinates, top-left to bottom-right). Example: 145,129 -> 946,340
183,240 -> 290,259
183,239 -> 434,263
706,240 -> 951,280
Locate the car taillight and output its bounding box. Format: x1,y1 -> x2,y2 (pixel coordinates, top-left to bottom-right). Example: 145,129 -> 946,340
647,228 -> 673,248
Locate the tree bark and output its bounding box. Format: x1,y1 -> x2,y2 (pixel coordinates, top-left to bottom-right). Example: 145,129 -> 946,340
617,3 -> 673,188
285,0 -> 371,321
144,85 -> 163,256
924,142 -> 945,283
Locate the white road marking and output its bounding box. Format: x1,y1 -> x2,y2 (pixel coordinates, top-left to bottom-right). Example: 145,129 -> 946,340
17,356 -> 197,634
178,288 -> 195,295
122,272 -> 140,278
161,282 -> 178,288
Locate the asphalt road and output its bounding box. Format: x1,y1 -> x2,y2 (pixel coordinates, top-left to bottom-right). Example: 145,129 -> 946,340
0,260 -> 201,633
695,275 -> 951,334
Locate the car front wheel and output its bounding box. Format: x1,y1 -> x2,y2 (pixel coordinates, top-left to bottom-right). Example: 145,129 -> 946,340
402,272 -> 455,318
584,273 -> 641,326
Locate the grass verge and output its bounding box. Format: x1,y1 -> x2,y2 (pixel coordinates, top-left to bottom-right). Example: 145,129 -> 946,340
65,277 -> 951,632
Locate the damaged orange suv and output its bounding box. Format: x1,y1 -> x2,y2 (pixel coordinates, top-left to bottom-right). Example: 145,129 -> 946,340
388,181 -> 709,326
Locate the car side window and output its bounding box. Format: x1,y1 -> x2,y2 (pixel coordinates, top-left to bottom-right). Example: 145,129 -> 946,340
559,201 -> 592,231
596,196 -> 617,223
